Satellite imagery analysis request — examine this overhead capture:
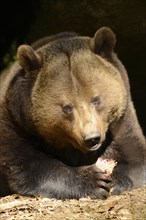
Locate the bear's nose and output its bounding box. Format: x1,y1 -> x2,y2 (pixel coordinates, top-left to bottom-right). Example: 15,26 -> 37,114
84,133 -> 101,148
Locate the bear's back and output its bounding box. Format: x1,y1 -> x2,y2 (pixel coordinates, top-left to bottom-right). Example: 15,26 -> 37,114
0,63 -> 20,103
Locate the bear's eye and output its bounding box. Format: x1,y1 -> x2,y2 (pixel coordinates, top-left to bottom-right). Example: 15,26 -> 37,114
91,96 -> 100,106
62,104 -> 73,114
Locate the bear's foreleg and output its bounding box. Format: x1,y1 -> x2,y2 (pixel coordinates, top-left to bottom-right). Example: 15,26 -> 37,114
110,100 -> 146,194
1,140 -> 112,199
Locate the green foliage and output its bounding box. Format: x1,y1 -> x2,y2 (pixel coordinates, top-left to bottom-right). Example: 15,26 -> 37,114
2,41 -> 17,71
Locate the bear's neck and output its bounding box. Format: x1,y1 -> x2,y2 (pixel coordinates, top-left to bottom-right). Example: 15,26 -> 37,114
34,140 -> 99,166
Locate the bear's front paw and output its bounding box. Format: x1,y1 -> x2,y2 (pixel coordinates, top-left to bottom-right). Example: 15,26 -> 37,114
110,163 -> 133,195
77,164 -> 112,199
110,177 -> 133,195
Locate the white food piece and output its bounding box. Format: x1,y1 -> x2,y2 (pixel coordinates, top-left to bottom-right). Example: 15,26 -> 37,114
96,158 -> 117,176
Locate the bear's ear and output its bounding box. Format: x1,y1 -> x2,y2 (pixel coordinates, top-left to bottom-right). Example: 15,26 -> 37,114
93,27 -> 116,55
17,45 -> 42,72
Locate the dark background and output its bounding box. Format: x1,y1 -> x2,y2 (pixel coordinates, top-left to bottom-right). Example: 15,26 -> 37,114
0,0 -> 146,134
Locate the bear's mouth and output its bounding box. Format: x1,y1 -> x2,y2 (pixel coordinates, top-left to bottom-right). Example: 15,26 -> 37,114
86,142 -> 102,151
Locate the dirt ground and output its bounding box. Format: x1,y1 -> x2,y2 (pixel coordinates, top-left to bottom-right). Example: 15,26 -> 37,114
0,186 -> 146,220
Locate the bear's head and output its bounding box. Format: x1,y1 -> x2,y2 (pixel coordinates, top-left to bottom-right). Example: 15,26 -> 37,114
17,27 -> 127,152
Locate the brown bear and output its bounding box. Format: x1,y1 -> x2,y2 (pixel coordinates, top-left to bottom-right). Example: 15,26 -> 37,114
0,27 -> 146,199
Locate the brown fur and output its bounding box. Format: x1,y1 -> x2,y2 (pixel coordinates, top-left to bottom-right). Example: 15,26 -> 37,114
0,27 -> 145,199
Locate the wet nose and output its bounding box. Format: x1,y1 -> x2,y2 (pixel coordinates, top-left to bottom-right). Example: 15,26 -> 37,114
84,133 -> 101,148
